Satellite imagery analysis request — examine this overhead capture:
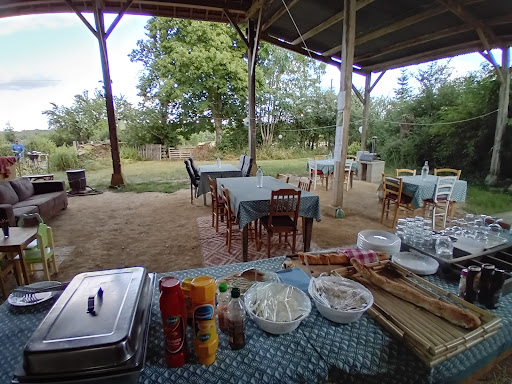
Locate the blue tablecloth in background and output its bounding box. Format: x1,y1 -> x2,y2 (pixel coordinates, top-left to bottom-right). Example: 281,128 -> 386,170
197,164 -> 242,197
1,257 -> 511,383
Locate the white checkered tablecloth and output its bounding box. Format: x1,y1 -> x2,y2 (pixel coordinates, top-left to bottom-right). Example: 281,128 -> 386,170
402,175 -> 467,208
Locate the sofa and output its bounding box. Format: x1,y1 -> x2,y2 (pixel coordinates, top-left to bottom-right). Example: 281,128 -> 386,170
0,178 -> 68,226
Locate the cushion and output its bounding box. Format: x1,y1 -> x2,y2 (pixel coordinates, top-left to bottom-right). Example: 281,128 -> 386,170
13,205 -> 39,219
10,178 -> 35,201
0,182 -> 19,205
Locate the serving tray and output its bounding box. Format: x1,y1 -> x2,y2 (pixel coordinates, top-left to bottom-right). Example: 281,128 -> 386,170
332,260 -> 501,367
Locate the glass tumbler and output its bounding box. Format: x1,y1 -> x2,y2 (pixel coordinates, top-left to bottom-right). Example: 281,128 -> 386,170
435,235 -> 453,259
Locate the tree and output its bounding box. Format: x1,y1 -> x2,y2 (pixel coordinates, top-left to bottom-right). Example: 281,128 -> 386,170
3,122 -> 16,144
130,18 -> 249,146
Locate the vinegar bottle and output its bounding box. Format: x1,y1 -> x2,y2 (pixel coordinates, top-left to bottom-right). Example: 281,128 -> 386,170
159,276 -> 188,368
227,287 -> 246,350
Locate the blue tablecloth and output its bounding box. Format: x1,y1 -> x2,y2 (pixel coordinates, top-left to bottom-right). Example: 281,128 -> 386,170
218,176 -> 322,229
314,160 -> 358,174
197,164 -> 243,197
402,175 -> 468,208
2,257 -> 511,384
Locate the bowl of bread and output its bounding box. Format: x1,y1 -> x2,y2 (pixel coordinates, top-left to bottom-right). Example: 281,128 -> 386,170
308,275 -> 373,324
244,282 -> 311,334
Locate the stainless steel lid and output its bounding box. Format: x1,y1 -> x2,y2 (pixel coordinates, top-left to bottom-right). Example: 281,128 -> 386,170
23,267 -> 151,375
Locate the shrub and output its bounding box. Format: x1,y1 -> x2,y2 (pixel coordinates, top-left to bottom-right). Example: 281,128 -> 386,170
49,146 -> 79,171
0,142 -> 13,156
120,146 -> 142,160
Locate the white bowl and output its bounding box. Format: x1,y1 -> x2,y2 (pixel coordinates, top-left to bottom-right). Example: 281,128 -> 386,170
244,282 -> 311,335
308,276 -> 373,324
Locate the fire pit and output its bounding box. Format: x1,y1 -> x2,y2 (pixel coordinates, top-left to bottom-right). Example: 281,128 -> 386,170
66,169 -> 87,193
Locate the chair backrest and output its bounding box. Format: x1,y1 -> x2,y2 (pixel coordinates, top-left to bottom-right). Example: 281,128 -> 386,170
433,176 -> 457,203
17,213 -> 44,227
396,168 -> 417,177
307,159 -> 318,174
434,168 -> 461,179
188,157 -> 200,179
381,173 -> 404,202
36,223 -> 53,250
314,155 -> 326,160
238,155 -> 246,170
276,173 -> 290,184
345,159 -> 355,173
297,177 -> 312,192
347,155 -> 357,161
242,157 -> 253,177
208,176 -> 218,205
184,160 -> 198,186
268,189 -> 301,229
221,186 -> 234,218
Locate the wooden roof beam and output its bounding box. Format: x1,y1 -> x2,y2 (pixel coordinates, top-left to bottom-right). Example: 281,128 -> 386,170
261,0 -> 300,31
363,36 -> 512,72
224,8 -> 249,47
322,0 -> 482,57
291,0 -> 374,46
355,14 -> 510,64
261,33 -> 364,75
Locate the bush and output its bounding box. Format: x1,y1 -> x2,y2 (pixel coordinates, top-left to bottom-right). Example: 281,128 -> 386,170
120,146 -> 142,160
25,137 -> 57,155
0,142 -> 13,156
49,146 -> 79,171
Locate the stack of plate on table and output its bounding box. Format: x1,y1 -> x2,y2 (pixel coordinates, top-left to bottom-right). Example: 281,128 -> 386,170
357,230 -> 401,255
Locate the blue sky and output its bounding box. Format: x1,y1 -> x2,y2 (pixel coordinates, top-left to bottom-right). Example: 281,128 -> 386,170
0,13 -> 491,132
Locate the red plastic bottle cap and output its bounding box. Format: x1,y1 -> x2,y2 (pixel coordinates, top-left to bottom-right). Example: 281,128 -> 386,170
160,276 -> 180,291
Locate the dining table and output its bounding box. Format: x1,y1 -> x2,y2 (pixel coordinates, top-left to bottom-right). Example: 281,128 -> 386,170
217,176 -> 321,262
402,174 -> 468,208
197,164 -> 243,203
1,256 -> 512,384
313,159 -> 358,190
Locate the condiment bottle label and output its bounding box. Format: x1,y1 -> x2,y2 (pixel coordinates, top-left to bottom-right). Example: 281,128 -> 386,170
194,304 -> 215,343
164,315 -> 185,353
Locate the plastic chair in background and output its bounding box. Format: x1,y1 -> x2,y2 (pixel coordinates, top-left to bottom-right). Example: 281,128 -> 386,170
307,159 -> 324,190
344,159 -> 355,191
242,157 -> 253,177
184,160 -> 199,204
188,157 -> 200,180
423,176 -> 457,230
238,155 -> 245,170
21,223 -> 58,281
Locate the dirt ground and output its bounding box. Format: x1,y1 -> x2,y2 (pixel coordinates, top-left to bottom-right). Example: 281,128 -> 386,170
5,177 -> 510,383
46,177 -> 390,282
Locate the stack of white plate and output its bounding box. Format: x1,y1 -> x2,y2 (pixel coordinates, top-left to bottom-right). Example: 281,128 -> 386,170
357,230 -> 401,255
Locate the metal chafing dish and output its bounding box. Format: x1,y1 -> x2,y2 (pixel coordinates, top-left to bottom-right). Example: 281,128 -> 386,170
13,267 -> 155,384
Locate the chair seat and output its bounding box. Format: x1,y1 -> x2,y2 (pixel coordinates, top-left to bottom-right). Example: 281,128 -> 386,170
260,215 -> 296,231
385,192 -> 412,204
24,247 -> 53,263
311,170 -> 323,175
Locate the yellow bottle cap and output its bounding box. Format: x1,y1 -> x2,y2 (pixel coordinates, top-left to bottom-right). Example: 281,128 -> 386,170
191,276 -> 216,302
181,277 -> 193,295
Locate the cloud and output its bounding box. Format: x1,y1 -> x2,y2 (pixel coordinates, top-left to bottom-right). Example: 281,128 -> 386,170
0,14 -> 78,36
0,78 -> 60,91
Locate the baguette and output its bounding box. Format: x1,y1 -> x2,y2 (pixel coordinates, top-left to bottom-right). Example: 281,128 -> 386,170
298,253 -> 349,265
350,259 -> 481,329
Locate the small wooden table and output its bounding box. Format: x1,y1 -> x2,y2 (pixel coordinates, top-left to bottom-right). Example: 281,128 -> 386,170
0,227 -> 38,285
22,174 -> 54,181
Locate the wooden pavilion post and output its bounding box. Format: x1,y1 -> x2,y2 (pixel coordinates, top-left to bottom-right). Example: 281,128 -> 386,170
68,0 -> 128,187
332,0 -> 356,208
93,5 -> 124,187
486,47 -> 510,186
247,19 -> 257,164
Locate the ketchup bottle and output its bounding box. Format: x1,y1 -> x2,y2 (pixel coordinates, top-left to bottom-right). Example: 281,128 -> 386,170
160,276 -> 188,367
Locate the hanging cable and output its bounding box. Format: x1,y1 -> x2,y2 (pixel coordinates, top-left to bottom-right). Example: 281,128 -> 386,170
281,0 -> 314,61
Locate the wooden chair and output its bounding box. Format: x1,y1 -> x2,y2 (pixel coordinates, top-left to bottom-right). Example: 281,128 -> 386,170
347,155 -> 357,161
208,176 -> 225,232
21,223 -> 58,281
314,155 -> 327,160
0,254 -> 22,298
259,189 -> 301,258
276,173 -> 290,184
396,168 -> 417,177
380,173 -> 414,228
297,177 -> 312,192
184,160 -> 199,204
422,176 -> 457,230
434,168 -> 461,179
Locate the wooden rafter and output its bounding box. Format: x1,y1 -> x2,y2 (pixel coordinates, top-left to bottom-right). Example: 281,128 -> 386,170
437,0 -> 496,51
105,0 -> 133,38
291,0 -> 374,46
224,8 -> 249,47
323,0 -> 483,57
246,0 -> 267,19
262,0 -> 300,31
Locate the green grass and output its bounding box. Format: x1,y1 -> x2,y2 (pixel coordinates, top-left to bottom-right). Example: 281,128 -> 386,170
465,186 -> 512,215
48,158 -> 512,217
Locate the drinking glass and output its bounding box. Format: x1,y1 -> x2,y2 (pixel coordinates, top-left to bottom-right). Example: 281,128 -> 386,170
435,235 -> 453,258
